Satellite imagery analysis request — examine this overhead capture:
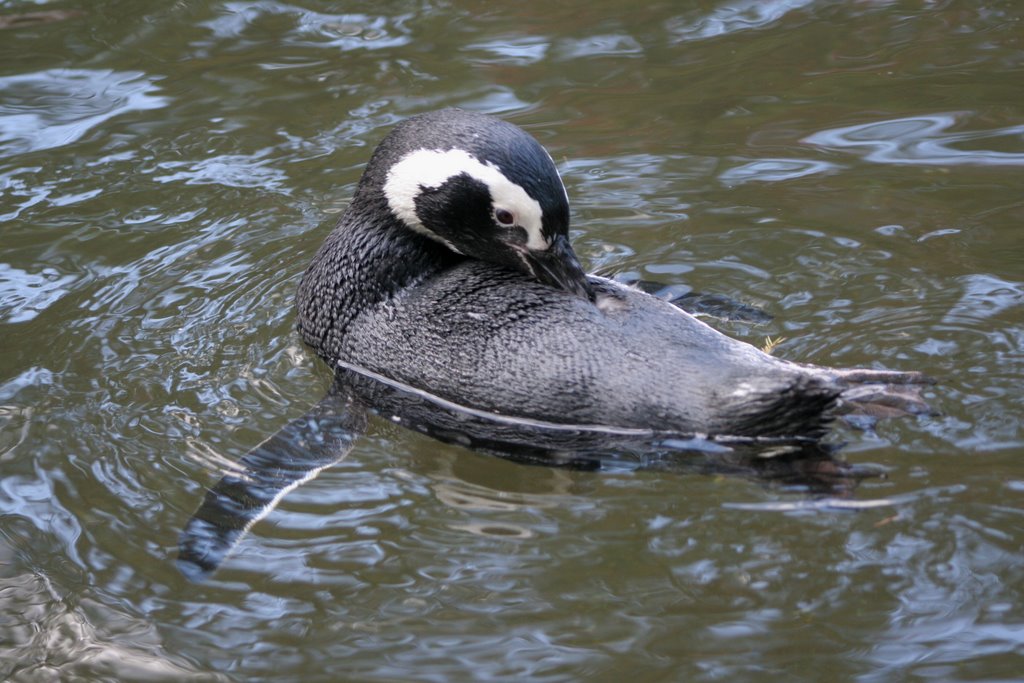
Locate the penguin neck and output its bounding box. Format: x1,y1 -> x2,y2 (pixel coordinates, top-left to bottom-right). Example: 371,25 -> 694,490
296,190 -> 462,355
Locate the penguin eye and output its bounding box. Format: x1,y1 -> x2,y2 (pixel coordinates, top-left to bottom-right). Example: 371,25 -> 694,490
494,208 -> 516,227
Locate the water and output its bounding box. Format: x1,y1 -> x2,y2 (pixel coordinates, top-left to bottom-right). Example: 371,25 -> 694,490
1,0 -> 1022,680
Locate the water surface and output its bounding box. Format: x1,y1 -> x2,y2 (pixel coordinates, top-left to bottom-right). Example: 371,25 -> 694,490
1,1 -> 1022,680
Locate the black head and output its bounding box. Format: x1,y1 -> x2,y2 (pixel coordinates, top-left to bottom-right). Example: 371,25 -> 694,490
360,108 -> 593,301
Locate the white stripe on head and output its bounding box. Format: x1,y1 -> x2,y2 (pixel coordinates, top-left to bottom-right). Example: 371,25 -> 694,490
383,148 -> 549,251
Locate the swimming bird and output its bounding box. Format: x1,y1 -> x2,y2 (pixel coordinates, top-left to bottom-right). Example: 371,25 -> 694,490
295,107 -> 928,442
178,108 -> 931,580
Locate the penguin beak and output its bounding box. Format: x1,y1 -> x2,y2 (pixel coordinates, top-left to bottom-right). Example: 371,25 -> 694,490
523,233 -> 595,302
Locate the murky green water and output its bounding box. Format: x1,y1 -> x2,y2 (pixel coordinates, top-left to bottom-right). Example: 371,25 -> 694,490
2,0 -> 1022,680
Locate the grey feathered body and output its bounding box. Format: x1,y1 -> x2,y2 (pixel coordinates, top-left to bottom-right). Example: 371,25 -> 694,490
298,216 -> 840,440
295,108 -> 926,442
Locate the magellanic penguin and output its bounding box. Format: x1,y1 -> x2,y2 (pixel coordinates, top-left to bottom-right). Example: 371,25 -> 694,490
177,108 -> 933,581
295,108 -> 931,442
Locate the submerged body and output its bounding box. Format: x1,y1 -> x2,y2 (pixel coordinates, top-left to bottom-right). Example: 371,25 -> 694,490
297,108 -> 926,441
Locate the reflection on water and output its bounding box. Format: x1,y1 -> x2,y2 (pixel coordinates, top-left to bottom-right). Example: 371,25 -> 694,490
152,150 -> 291,190
804,113 -> 1024,166
199,1 -> 412,51
0,264 -> 77,323
0,69 -> 167,157
0,68 -> 167,224
944,274 -> 1023,325
668,0 -> 816,41
0,570 -> 222,682
719,157 -> 841,184
1,0 -> 1023,680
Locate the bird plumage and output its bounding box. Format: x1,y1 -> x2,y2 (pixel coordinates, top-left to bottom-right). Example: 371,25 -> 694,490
296,108 -> 927,442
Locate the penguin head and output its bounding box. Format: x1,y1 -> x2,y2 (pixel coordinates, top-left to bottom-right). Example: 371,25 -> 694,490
368,108 -> 594,301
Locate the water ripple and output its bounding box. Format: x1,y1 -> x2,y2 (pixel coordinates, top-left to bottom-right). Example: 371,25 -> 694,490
199,1 -> 411,51
0,69 -> 167,158
0,571 -> 223,681
0,263 -> 78,323
942,274 -> 1023,326
719,157 -> 842,184
0,1 -> 1021,679
667,0 -> 816,42
803,113 -> 1024,166
152,150 -> 291,191
554,34 -> 644,60
466,36 -> 549,65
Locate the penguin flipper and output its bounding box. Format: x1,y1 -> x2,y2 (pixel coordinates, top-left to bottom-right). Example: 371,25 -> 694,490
177,382 -> 367,581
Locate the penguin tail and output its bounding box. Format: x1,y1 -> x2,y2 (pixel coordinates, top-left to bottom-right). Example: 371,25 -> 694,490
828,367 -> 936,422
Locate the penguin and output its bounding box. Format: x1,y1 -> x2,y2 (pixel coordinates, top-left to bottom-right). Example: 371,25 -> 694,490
295,107 -> 929,441
177,108 -> 931,580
